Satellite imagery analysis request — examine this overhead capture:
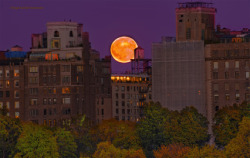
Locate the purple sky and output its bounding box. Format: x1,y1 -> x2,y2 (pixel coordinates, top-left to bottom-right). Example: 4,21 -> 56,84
0,0 -> 250,73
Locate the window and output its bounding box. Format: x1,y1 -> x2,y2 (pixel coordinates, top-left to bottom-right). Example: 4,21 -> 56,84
0,102 -> 3,108
62,87 -> 70,94
127,86 -> 130,91
77,66 -> 83,72
48,98 -> 52,104
6,91 -> 10,98
214,94 -> 219,103
5,70 -> 9,77
62,65 -> 70,72
62,76 -> 70,84
0,91 -> 3,98
0,70 -> 2,77
122,93 -> 125,99
101,109 -> 104,115
213,62 -> 218,69
225,83 -> 229,91
213,84 -> 218,91
0,81 -> 2,88
29,66 -> 38,73
14,91 -> 19,98
43,98 -> 47,105
15,112 -> 19,118
14,70 -> 19,77
122,101 -> 125,106
53,98 -> 57,104
62,98 -> 71,104
235,61 -> 239,68
225,72 -> 229,79
116,109 -> 119,114
213,72 -> 218,79
101,98 -> 104,105
29,77 -> 38,84
69,31 -> 73,37
29,88 -> 38,95
225,62 -> 229,69
6,102 -> 10,109
30,99 -> 38,106
14,80 -> 19,87
48,87 -> 56,94
116,101 -> 119,106
225,94 -> 230,100
15,102 -> 19,109
122,109 -> 125,114
235,83 -> 240,90
115,86 -> 119,91
246,72 -> 249,79
245,94 -> 250,101
44,109 -> 47,116
121,86 -> 125,91
6,81 -> 10,88
51,40 -> 60,49
236,93 -> 240,101
235,72 -> 240,79
186,28 -> 191,39
215,106 -> 219,111
54,31 -> 59,37
115,93 -> 118,99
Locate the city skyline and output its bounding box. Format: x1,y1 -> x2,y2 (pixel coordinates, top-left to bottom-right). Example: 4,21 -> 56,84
1,0 -> 250,72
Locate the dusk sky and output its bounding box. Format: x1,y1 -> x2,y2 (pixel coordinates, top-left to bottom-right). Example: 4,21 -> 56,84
0,0 -> 250,72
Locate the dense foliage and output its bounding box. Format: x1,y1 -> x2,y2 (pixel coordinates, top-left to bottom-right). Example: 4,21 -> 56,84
0,102 -> 249,158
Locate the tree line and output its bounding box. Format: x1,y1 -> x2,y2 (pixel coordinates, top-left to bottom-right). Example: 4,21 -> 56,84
0,102 -> 249,158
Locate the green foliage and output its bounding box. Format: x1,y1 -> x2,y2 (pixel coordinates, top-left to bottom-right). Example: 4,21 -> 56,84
187,145 -> 225,158
225,117 -> 250,158
154,144 -> 191,158
55,128 -> 77,158
0,116 -> 22,158
213,102 -> 250,147
92,119 -> 140,150
15,123 -> 59,158
136,102 -> 170,157
165,107 -> 209,147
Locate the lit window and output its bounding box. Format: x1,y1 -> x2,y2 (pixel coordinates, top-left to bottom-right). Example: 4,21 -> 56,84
5,70 -> 9,77
121,86 -> 125,91
246,72 -> 249,79
235,61 -> 239,68
53,98 -> 57,104
6,81 -> 10,88
30,99 -> 38,105
236,93 -> 240,101
225,62 -> 229,69
225,94 -> 230,100
77,66 -> 83,72
15,112 -> 19,118
29,66 -> 38,73
0,70 -> 2,77
214,94 -> 219,103
62,98 -> 71,104
43,98 -> 47,105
213,62 -> 218,69
62,87 -> 70,94
14,69 -> 19,77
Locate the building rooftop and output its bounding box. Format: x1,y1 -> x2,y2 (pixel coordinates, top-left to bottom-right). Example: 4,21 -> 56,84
177,1 -> 213,8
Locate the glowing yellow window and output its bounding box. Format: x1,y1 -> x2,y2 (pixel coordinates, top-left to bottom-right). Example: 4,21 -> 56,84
62,87 -> 70,94
14,70 -> 19,77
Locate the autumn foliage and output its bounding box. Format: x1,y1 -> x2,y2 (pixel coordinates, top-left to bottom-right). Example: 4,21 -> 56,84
154,144 -> 191,158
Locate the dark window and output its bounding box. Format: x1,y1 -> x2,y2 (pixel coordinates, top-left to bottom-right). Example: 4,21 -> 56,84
235,72 -> 240,79
225,72 -> 229,79
116,101 -> 119,106
186,28 -> 191,39
122,93 -> 125,99
69,31 -> 73,37
116,109 -> 119,114
101,109 -> 104,115
0,91 -> 3,98
122,109 -> 125,114
215,106 -> 219,111
101,98 -> 104,105
54,31 -> 59,37
116,93 -> 118,99
127,86 -> 130,91
6,91 -> 10,97
44,109 -> 47,115
122,101 -> 125,106
179,19 -> 183,22
213,72 -> 218,79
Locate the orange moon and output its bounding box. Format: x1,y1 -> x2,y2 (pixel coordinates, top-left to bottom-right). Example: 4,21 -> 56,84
110,36 -> 138,63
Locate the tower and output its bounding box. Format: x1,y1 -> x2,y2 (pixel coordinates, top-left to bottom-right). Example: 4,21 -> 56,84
176,1 -> 216,42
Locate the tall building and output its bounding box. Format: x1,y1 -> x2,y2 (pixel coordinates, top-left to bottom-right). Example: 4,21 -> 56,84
0,46 -> 26,119
0,21 -> 112,125
152,37 -> 206,114
176,2 -> 216,42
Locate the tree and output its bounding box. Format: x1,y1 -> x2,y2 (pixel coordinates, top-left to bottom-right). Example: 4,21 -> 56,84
93,141 -> 146,158
0,104 -> 9,116
165,107 -> 209,147
187,145 -> 226,158
213,102 -> 249,147
92,119 -> 140,150
136,102 -> 169,157
55,128 -> 78,158
15,123 -> 59,158
0,116 -> 22,158
154,144 -> 191,158
225,117 -> 250,158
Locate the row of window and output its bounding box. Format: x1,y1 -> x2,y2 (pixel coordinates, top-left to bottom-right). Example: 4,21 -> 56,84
29,98 -> 71,106
213,71 -> 249,79
115,101 -> 144,107
54,30 -> 75,37
213,61 -> 249,69
115,93 -> 151,100
213,93 -> 250,102
29,65 -> 83,73
0,91 -> 19,98
0,101 -> 19,109
212,49 -> 250,57
4,112 -> 19,118
213,83 -> 249,91
0,80 -> 19,88
0,69 -> 19,77
115,85 -> 151,92
115,116 -> 139,121
115,108 -> 140,115
29,87 -> 71,95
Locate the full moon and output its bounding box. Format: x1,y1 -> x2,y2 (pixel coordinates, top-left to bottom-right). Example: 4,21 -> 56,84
110,36 -> 138,63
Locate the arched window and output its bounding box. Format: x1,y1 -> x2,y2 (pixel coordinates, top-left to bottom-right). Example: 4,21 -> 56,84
69,31 -> 73,37
54,31 -> 59,37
